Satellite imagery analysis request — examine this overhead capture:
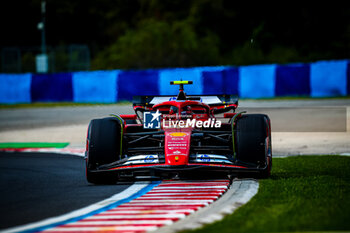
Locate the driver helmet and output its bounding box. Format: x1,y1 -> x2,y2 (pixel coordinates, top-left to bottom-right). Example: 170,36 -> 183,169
181,105 -> 192,116
169,106 -> 178,115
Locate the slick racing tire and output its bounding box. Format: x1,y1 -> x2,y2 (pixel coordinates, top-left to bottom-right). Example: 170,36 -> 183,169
234,114 -> 272,178
86,117 -> 122,184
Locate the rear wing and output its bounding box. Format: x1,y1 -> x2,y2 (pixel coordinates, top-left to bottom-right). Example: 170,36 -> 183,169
132,94 -> 238,107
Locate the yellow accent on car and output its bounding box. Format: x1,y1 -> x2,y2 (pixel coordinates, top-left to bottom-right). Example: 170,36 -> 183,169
170,132 -> 187,137
173,81 -> 189,84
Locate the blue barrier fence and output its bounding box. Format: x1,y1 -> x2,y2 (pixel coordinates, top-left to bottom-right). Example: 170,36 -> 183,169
0,59 -> 349,103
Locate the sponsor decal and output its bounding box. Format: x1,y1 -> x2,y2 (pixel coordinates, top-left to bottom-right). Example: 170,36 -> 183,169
168,143 -> 187,147
170,132 -> 187,137
198,154 -> 211,162
171,137 -> 185,141
168,147 -> 187,150
168,97 -> 203,102
144,155 -> 156,163
194,154 -> 234,164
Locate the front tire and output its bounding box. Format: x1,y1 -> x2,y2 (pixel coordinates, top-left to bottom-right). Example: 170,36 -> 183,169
234,114 -> 272,178
86,117 -> 122,184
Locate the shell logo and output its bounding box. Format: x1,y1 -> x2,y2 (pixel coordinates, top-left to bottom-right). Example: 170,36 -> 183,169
170,132 -> 187,137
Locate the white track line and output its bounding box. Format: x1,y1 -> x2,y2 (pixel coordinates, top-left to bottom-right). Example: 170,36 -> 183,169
136,196 -> 218,199
120,202 -> 210,206
147,191 -> 225,194
64,220 -> 174,226
130,199 -> 213,203
43,226 -> 158,232
85,214 -> 186,220
104,210 -> 193,214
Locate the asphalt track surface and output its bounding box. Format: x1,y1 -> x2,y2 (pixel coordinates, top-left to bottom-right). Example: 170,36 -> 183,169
0,99 -> 349,132
0,105 -> 133,131
0,152 -> 131,230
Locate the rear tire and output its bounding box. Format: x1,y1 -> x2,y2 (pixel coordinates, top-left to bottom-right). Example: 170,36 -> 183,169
86,117 -> 122,184
234,114 -> 272,178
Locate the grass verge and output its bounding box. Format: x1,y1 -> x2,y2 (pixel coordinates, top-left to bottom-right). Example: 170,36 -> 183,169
0,142 -> 69,149
186,156 -> 350,233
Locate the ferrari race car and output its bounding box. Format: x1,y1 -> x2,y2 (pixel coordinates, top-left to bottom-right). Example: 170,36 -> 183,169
85,81 -> 272,184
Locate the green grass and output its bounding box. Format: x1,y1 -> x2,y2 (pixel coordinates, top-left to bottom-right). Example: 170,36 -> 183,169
0,142 -> 69,149
186,156 -> 350,233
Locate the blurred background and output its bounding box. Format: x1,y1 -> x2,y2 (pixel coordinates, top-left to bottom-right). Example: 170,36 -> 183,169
1,0 -> 349,73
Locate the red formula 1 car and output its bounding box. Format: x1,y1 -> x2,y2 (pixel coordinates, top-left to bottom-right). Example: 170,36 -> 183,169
85,81 -> 272,184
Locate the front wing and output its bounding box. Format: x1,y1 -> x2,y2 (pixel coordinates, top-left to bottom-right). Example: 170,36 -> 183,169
89,162 -> 268,179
